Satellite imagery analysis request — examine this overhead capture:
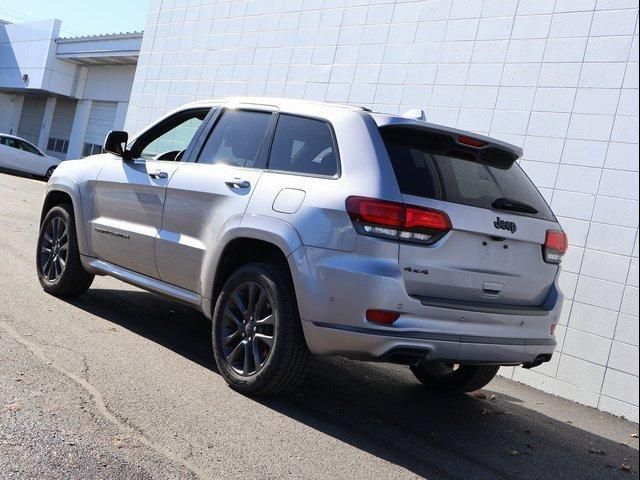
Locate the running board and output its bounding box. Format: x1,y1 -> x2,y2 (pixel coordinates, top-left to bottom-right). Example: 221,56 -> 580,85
84,257 -> 202,307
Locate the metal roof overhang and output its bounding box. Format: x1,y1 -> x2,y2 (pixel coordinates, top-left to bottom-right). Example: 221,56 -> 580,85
55,33 -> 142,66
55,51 -> 139,65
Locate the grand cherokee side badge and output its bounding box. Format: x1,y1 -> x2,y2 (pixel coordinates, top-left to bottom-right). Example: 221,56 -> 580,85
95,227 -> 130,240
494,217 -> 517,234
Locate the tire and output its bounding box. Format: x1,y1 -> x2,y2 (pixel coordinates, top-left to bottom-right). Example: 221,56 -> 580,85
45,166 -> 56,181
36,203 -> 94,297
212,263 -> 309,395
410,361 -> 499,393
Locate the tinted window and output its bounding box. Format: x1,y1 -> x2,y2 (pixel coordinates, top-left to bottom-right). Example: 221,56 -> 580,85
269,115 -> 337,177
382,132 -> 555,221
198,110 -> 272,168
139,110 -> 209,161
0,137 -> 18,149
15,140 -> 39,155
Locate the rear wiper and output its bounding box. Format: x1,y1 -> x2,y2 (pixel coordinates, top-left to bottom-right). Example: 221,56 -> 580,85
492,197 -> 539,214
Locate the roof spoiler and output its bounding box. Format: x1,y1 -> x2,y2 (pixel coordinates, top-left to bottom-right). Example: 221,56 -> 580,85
378,123 -> 521,170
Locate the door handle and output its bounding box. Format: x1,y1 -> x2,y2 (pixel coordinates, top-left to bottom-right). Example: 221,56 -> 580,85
225,178 -> 251,189
148,170 -> 168,179
482,282 -> 503,298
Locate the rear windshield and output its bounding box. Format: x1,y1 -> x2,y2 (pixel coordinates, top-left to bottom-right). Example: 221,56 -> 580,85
382,131 -> 555,222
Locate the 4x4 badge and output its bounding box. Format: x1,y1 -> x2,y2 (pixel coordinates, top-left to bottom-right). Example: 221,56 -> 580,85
404,267 -> 430,275
494,217 -> 517,234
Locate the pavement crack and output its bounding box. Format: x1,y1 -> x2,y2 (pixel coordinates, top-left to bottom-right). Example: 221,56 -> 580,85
0,320 -> 205,480
177,434 -> 195,460
81,354 -> 90,382
37,340 -> 92,383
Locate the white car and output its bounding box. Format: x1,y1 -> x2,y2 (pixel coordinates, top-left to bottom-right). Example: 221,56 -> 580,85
0,133 -> 61,180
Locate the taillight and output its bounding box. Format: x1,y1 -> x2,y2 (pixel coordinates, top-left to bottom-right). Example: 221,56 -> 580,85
544,229 -> 568,264
346,196 -> 451,244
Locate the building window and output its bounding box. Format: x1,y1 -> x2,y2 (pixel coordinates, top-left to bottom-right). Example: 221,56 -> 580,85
83,143 -> 103,157
47,138 -> 69,154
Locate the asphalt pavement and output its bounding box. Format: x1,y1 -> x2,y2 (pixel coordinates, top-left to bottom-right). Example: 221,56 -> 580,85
0,169 -> 638,479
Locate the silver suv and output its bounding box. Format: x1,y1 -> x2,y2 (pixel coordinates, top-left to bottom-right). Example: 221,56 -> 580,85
36,98 -> 567,395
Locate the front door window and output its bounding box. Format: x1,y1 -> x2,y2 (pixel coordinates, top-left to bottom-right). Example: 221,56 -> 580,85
132,108 -> 211,162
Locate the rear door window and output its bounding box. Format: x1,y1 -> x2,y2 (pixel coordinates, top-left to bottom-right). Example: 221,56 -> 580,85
198,109 -> 272,168
268,115 -> 338,177
18,140 -> 40,155
382,131 -> 555,221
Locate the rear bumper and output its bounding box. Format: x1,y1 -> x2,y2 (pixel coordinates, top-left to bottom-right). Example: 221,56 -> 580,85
301,321 -> 556,365
290,244 -> 562,366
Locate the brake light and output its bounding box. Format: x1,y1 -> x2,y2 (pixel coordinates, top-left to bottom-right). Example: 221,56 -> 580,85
458,136 -> 488,148
350,198 -> 403,227
346,196 -> 451,244
544,230 -> 568,264
366,309 -> 400,325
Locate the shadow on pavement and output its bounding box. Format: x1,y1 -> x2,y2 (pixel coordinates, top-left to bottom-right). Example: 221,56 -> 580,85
0,167 -> 43,181
68,288 -> 638,480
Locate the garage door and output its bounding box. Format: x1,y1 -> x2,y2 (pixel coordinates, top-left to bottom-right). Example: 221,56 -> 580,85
17,96 -> 47,145
83,101 -> 117,157
47,99 -> 77,159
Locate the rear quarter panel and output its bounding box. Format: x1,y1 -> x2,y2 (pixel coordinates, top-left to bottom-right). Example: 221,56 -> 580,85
245,109 -> 403,253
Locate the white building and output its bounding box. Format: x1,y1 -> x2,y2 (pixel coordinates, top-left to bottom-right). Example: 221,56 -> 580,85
0,19 -> 141,159
129,1 -> 639,422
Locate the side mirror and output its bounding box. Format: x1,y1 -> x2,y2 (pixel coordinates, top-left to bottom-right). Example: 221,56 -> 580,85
104,131 -> 131,159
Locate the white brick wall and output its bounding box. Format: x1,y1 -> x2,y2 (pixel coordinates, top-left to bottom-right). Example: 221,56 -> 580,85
127,0 -> 640,422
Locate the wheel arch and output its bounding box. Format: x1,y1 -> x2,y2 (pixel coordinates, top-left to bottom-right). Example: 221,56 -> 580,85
212,238 -> 292,300
203,217 -> 304,319
41,190 -> 73,223
45,163 -> 59,177
41,183 -> 88,256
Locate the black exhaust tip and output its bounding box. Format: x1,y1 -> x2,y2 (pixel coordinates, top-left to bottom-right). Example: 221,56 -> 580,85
381,348 -> 431,366
522,354 -> 552,369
